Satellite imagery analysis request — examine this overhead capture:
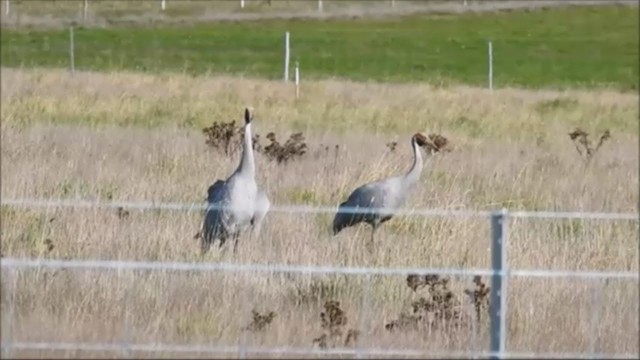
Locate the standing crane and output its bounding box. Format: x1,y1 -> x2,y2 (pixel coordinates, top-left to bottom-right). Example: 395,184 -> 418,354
332,132 -> 436,251
201,107 -> 270,255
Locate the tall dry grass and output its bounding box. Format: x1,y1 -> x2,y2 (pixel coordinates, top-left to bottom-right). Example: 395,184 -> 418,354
1,68 -> 638,358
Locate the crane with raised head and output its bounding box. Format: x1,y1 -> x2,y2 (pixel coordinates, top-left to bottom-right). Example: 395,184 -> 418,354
332,132 -> 438,251
201,107 -> 270,255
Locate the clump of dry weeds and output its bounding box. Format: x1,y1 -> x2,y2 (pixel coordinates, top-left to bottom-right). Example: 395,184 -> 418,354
463,276 -> 491,323
425,133 -> 452,153
387,274 -> 490,335
116,207 -> 130,220
312,300 -> 360,349
43,238 -> 54,253
263,132 -> 307,164
202,120 -> 306,163
243,309 -> 276,332
568,127 -> 611,164
202,120 -> 242,156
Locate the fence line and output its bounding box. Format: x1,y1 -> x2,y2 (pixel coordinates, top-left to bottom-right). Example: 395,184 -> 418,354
1,257 -> 637,281
1,341 -> 637,359
2,198 -> 638,221
2,199 -> 637,359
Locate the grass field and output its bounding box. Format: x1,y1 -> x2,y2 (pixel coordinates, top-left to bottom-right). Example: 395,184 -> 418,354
1,4 -> 638,89
1,68 -> 638,358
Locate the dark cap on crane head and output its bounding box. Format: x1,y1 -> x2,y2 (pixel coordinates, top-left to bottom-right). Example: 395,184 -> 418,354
244,107 -> 254,124
412,132 -> 429,147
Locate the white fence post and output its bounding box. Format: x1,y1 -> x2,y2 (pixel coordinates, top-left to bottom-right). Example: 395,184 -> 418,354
295,61 -> 300,99
69,26 -> 75,74
240,0 -> 245,9
391,0 -> 395,8
4,0 -> 9,16
83,0 -> 88,20
284,31 -> 290,82
318,0 -> 323,12
161,0 -> 166,10
490,208 -> 508,360
488,40 -> 493,91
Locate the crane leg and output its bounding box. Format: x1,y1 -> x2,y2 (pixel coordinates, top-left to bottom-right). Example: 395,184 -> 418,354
232,232 -> 241,255
367,224 -> 377,254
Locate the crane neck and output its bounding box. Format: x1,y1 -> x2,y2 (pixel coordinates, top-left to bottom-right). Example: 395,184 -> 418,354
236,122 -> 255,178
402,137 -> 424,187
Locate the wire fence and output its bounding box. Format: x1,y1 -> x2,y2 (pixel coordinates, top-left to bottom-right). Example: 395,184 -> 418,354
1,197 -> 638,359
1,0 -> 636,90
2,0 -> 607,25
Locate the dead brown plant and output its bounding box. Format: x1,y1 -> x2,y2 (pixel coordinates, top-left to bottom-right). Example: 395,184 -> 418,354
312,300 -> 359,349
243,309 -> 276,332
568,127 -> 611,163
263,132 -> 307,164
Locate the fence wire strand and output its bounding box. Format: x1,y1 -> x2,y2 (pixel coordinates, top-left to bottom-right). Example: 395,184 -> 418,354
2,198 -> 638,220
1,341 -> 637,359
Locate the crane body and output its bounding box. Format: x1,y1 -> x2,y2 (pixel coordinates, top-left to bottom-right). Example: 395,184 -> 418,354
201,108 -> 270,254
332,132 -> 432,250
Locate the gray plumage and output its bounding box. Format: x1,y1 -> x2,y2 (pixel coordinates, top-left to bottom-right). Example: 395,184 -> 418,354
201,108 -> 270,254
332,132 -> 431,250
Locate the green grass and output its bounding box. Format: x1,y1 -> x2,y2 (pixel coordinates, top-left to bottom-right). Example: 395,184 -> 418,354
1,5 -> 638,89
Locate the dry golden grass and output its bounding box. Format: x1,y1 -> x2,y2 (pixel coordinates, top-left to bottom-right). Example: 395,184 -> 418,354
0,68 -> 638,358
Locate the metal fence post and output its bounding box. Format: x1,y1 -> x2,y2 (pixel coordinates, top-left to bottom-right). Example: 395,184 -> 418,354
490,208 -> 508,359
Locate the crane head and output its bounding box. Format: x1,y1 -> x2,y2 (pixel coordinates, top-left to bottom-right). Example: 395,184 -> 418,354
244,107 -> 254,124
414,132 -> 450,154
412,132 -> 429,147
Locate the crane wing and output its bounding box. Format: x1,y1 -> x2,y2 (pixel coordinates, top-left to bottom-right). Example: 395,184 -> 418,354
206,179 -> 227,203
202,179 -> 231,252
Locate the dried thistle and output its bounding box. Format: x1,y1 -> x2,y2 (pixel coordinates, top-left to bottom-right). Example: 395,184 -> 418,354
390,274 -> 464,333
313,300 -> 354,349
568,127 -> 611,164
263,132 -> 307,164
116,207 -> 130,220
426,133 -> 451,153
312,333 -> 328,349
344,329 -> 360,346
321,300 -> 347,336
406,273 -> 447,292
464,276 -> 491,323
385,312 -> 421,332
243,310 -> 276,332
202,120 -> 240,156
43,238 -> 54,253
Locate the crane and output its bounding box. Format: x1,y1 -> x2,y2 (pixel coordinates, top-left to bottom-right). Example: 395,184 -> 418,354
201,107 -> 271,255
332,132 -> 435,252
